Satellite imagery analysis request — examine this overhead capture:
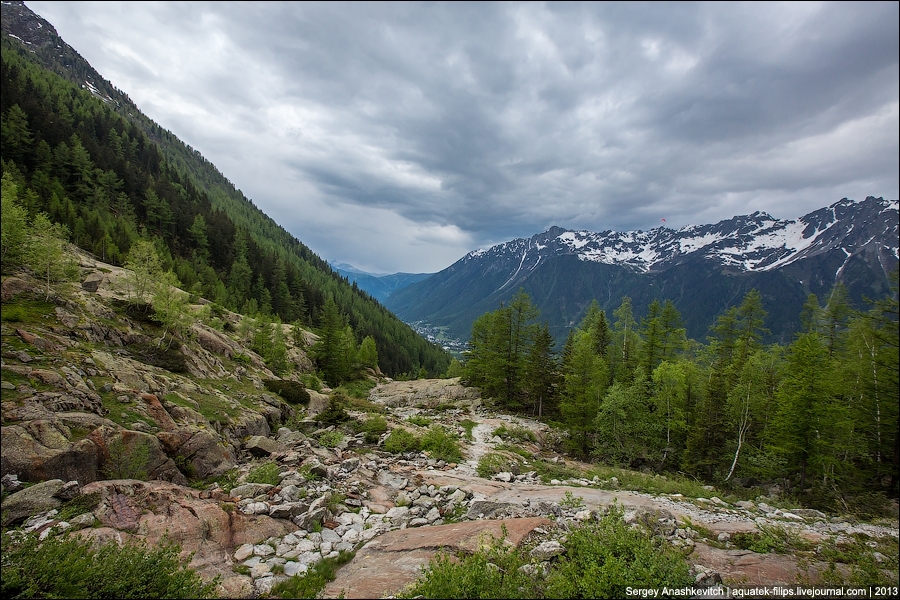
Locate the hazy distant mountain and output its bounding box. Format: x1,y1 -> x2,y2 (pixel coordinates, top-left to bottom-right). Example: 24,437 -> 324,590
330,262 -> 432,304
386,197 -> 899,344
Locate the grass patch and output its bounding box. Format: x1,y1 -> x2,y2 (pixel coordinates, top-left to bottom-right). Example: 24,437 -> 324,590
495,443 -> 533,460
245,462 -> 281,486
477,452 -> 523,478
406,415 -> 432,427
533,459 -> 581,483
492,424 -> 536,443
730,524 -> 810,554
0,298 -> 56,324
269,550 -> 355,599
585,465 -> 712,498
459,419 -> 477,442
336,379 -> 376,400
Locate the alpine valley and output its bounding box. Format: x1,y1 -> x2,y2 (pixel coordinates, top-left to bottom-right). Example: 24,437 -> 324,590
386,196 -> 899,344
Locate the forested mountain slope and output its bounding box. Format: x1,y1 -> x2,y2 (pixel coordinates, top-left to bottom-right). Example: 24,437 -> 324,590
0,1 -> 449,377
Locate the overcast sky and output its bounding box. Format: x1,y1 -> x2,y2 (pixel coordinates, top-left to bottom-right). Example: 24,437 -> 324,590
28,1 -> 900,274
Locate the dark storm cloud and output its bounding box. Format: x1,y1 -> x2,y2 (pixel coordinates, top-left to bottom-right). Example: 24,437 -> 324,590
28,1 -> 899,272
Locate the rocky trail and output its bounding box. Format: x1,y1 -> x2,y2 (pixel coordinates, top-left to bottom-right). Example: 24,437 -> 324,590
2,267 -> 897,599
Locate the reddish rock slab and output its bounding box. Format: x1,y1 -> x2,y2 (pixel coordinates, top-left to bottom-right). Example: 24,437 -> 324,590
691,543 -> 834,586
323,517 -> 550,599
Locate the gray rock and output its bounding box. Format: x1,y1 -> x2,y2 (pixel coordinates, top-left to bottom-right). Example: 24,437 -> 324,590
1,479 -> 65,526
231,483 -> 274,498
53,480 -> 81,501
245,436 -> 286,457
68,512 -> 95,530
531,540 -> 565,560
376,469 -> 408,489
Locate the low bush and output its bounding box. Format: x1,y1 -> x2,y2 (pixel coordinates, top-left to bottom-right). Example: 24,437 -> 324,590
317,392 -> 351,425
400,506 -> 693,598
492,424 -> 536,443
1,531 -> 216,599
544,505 -> 693,597
245,461 -> 281,486
263,379 -> 310,405
318,430 -> 344,448
421,426 -> 463,463
269,550 -> 355,598
406,415 -> 432,427
361,415 -> 388,443
384,428 -> 421,454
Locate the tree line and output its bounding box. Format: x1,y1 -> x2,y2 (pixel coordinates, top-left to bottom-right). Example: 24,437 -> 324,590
0,36 -> 450,378
463,283 -> 899,509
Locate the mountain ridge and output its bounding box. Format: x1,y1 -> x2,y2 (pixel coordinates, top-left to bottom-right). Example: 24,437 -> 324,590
387,196 -> 898,344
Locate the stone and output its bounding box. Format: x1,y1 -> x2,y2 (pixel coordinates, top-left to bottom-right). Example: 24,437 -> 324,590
53,480 -> 81,501
231,483 -> 274,499
1,479 -> 65,526
245,435 -> 286,457
234,543 -> 255,561
322,517 -> 549,599
284,561 -> 307,577
376,469 -> 408,490
68,512 -> 95,530
531,540 -> 565,560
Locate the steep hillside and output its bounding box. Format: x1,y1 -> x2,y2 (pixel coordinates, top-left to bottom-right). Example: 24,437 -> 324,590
387,197 -> 899,343
1,1 -> 450,377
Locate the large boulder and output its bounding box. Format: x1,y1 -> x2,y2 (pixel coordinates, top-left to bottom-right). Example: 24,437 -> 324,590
1,478 -> 66,526
89,426 -> 187,485
78,480 -> 293,596
0,420 -> 101,484
245,435 -> 286,457
156,427 -> 236,479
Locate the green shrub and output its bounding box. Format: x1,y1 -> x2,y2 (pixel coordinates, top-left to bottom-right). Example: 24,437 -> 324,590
398,531 -> 541,599
263,379 -> 310,405
384,428 -> 421,454
544,505 -> 693,598
317,392 -> 351,425
407,415 -> 432,427
318,430 -> 344,448
245,462 -> 281,486
361,415 -> 388,443
476,452 -> 520,478
269,550 -> 355,598
420,426 -> 463,463
492,424 -> 536,443
0,531 -> 216,599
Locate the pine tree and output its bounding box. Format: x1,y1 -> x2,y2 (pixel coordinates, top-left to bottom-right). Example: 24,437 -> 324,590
1,174 -> 29,273
524,323 -> 559,418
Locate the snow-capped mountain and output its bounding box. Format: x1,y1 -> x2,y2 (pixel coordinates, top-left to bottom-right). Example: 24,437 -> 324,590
464,196 -> 897,277
386,197 -> 898,344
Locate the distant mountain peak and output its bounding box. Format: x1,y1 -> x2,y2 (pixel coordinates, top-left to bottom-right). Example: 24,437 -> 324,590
476,196 -> 899,276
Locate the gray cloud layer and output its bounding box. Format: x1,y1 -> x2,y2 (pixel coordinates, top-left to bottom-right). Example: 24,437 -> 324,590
29,1 -> 899,273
